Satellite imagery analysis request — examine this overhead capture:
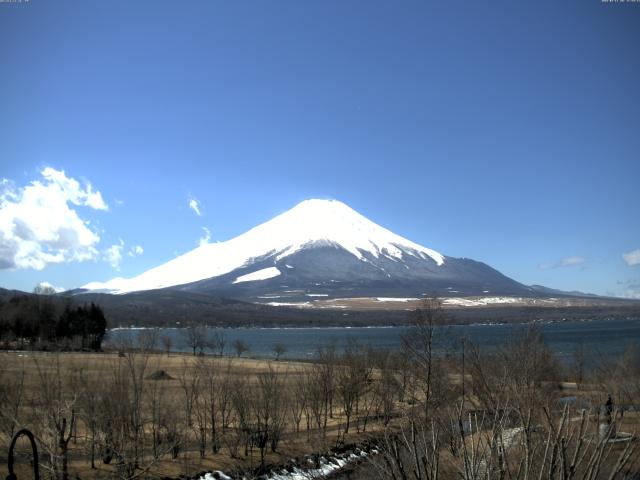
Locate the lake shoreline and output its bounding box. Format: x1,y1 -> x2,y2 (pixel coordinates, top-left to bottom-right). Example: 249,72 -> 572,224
108,314 -> 640,332
104,317 -> 640,361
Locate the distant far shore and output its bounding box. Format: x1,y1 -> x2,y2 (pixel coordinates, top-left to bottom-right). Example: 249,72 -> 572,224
104,302 -> 640,329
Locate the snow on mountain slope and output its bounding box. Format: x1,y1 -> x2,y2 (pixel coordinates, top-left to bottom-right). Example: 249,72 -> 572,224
232,267 -> 281,284
82,199 -> 444,294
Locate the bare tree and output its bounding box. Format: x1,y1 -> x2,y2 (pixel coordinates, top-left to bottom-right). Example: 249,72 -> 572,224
146,366 -> 168,460
403,296 -> 448,423
122,349 -> 151,472
200,358 -> 221,453
373,401 -> 639,480
182,323 -> 207,356
138,328 -> 158,352
0,358 -> 25,442
232,339 -> 249,358
571,342 -> 587,385
218,360 -> 234,432
468,325 -> 558,418
593,341 -> 640,411
273,343 -> 287,361
160,335 -> 173,356
305,364 -> 330,437
192,359 -> 208,458
253,365 -> 287,465
211,331 -> 226,356
76,367 -> 105,469
230,374 -> 252,457
289,368 -> 308,434
177,358 -> 200,428
336,340 -> 372,434
372,351 -> 399,427
32,357 -> 77,480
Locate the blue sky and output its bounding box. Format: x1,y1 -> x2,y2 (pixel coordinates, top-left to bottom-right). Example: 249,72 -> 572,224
0,0 -> 639,297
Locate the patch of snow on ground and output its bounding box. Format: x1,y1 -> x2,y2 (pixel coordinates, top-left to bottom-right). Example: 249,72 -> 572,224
375,297 -> 420,302
266,301 -> 313,308
269,452 -> 366,480
443,296 -> 523,307
201,472 -> 231,480
233,267 -> 281,284
198,450 -> 368,480
307,293 -> 329,297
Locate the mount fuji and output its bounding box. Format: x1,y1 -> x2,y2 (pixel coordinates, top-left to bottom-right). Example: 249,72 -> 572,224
81,199 -> 535,302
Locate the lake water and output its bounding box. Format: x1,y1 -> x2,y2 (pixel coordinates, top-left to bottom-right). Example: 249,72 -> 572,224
105,318 -> 640,362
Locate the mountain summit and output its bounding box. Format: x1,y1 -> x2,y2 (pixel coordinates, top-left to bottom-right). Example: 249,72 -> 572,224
83,199 -> 530,299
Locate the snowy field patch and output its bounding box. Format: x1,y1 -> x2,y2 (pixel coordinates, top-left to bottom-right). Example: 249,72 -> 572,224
443,296 -> 523,307
375,297 -> 420,302
266,301 -> 313,308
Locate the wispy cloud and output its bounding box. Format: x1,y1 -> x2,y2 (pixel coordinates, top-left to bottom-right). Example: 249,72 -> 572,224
622,249 -> 640,267
0,167 -> 108,270
127,245 -> 144,258
539,256 -> 587,270
198,227 -> 211,246
188,197 -> 202,216
105,241 -> 144,267
104,239 -> 124,269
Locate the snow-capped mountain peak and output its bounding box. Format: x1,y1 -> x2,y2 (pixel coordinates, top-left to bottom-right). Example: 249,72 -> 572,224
82,199 -> 444,294
249,199 -> 444,264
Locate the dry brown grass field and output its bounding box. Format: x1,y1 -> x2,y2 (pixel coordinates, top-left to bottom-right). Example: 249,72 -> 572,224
0,350 -> 395,480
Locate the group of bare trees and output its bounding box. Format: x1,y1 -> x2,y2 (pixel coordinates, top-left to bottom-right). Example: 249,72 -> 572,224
0,338 -> 415,480
370,297 -> 640,480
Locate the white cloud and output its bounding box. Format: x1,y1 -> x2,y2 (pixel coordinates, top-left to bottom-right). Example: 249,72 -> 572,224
539,256 -> 586,270
104,241 -> 142,266
41,167 -> 108,210
622,249 -> 640,267
104,239 -> 124,269
559,256 -> 586,267
0,168 -> 108,270
198,227 -> 211,246
127,245 -> 144,257
189,197 -> 201,216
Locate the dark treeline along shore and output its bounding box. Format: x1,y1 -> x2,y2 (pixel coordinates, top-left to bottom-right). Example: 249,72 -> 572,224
0,292 -> 107,351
